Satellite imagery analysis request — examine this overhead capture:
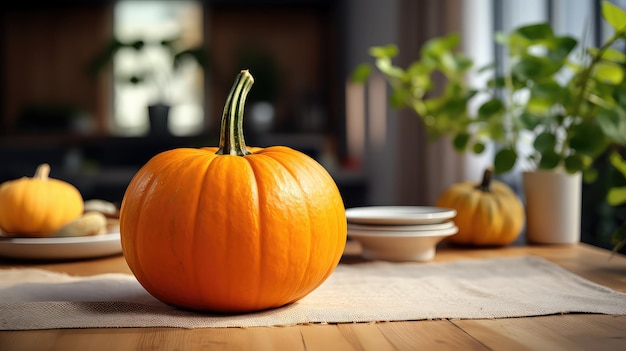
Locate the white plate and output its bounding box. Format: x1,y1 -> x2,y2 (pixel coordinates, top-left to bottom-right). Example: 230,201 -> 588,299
346,206 -> 456,225
347,220 -> 455,232
0,232 -> 122,260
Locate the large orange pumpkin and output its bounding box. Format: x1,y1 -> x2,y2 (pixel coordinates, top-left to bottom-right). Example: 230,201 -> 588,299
0,163 -> 84,237
435,167 -> 525,246
120,70 -> 347,313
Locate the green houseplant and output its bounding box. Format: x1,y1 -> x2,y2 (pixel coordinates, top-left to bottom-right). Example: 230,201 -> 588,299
352,1 -> 626,179
90,36 -> 209,135
352,1 -> 626,245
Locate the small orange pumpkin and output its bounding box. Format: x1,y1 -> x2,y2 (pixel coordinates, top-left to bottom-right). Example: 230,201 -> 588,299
435,167 -> 524,246
0,163 -> 84,236
120,70 -> 347,313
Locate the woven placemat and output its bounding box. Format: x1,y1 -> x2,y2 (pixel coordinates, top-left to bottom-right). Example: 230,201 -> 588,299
1,256 -> 626,330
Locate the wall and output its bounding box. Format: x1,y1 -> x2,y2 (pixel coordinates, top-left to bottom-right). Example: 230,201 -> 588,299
1,4 -> 113,135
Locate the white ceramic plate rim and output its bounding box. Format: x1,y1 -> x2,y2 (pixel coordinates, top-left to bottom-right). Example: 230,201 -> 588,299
347,220 -> 455,232
346,206 -> 456,225
348,225 -> 458,238
0,232 -> 122,260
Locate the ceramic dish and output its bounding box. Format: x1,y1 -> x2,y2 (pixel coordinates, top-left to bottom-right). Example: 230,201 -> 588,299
347,220 -> 455,232
348,226 -> 458,262
0,232 -> 122,260
345,206 -> 456,225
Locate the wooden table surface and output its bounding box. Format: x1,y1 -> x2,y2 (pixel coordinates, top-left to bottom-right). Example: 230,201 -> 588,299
1,241 -> 625,351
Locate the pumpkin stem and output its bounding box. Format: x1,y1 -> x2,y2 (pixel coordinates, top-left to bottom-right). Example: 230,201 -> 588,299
475,167 -> 493,192
216,70 -> 255,156
34,163 -> 51,180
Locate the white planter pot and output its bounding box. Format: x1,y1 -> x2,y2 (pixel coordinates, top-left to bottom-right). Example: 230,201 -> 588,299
522,170 -> 582,244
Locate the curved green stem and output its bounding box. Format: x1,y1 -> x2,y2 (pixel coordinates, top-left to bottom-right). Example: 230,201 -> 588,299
216,70 -> 255,156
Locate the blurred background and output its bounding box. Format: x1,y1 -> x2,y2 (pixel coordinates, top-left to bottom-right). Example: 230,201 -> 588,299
0,0 -> 624,251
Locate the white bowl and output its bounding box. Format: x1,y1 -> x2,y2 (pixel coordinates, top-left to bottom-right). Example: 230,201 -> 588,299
348,226 -> 458,262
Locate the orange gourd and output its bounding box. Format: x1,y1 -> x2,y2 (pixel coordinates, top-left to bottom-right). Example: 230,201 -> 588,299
435,167 -> 524,246
0,163 -> 84,237
120,70 -> 347,313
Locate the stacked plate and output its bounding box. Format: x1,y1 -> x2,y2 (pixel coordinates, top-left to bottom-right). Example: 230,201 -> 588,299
345,206 -> 458,262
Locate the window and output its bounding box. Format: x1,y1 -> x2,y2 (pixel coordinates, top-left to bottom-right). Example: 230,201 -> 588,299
112,0 -> 205,136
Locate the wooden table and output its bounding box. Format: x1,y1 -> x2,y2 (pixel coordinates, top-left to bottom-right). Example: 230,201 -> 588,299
1,241 -> 625,351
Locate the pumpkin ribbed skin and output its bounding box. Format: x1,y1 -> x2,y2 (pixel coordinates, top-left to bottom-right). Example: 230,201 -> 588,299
435,168 -> 524,246
0,164 -> 84,237
120,70 -> 346,313
120,146 -> 346,312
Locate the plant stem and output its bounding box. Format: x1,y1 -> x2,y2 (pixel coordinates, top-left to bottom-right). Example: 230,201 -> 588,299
34,163 -> 50,180
475,167 -> 493,192
216,70 -> 254,156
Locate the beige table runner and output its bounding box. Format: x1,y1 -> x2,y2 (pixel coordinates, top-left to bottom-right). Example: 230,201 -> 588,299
1,256 -> 626,330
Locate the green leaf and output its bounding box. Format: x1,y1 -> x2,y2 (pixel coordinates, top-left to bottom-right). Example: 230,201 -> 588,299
453,133 -> 470,151
406,61 -> 432,78
350,63 -> 372,83
548,36 -> 578,62
569,121 -> 609,157
448,97 -> 470,115
512,55 -> 560,80
444,81 -> 464,96
538,150 -> 561,170
406,62 -> 433,91
375,58 -> 405,79
518,112 -> 543,130
594,61 -> 625,85
514,23 -> 554,41
421,34 -> 460,57
596,107 -> 626,144
608,187 -> 626,206
512,56 -> 543,79
584,167 -> 598,183
453,54 -> 474,73
533,132 -> 556,152
602,1 -> 626,32
526,97 -> 553,114
609,151 -> 626,177
494,148 -> 517,174
472,142 -> 486,154
564,154 -> 584,173
369,45 -> 398,59
477,99 -> 505,120
528,80 -> 565,114
389,89 -> 409,109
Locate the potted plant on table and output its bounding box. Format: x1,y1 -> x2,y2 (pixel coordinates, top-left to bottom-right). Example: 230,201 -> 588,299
352,1 -> 626,245
90,36 -> 209,136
